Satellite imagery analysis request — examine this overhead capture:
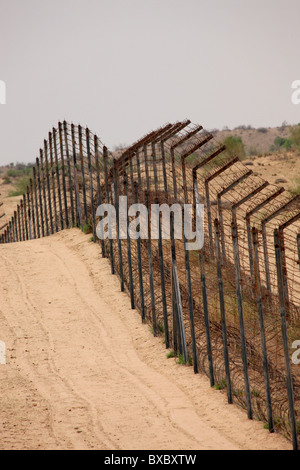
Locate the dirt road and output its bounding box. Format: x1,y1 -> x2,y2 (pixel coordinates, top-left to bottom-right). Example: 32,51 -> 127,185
0,229 -> 291,450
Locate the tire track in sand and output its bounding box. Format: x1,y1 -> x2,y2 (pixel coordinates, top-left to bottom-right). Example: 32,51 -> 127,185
0,230 -> 291,450
1,249 -> 118,450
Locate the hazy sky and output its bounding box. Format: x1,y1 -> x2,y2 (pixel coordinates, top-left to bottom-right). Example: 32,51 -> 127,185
0,0 -> 299,165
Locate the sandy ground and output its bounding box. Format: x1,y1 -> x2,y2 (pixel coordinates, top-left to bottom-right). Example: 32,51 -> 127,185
213,125 -> 292,155
243,151 -> 300,191
0,229 -> 292,450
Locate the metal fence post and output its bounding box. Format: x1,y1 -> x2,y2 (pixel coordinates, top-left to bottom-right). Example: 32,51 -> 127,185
23,194 -> 28,241
145,190 -> 157,336
215,219 -> 233,405
86,128 -> 96,242
143,144 -> 151,191
204,180 -> 214,258
262,222 -> 272,294
151,141 -> 159,191
156,197 -> 170,349
170,212 -> 188,363
14,210 -> 18,242
134,182 -> 145,322
63,121 -> 75,227
232,221 -> 253,420
40,149 -> 49,236
278,228 -> 290,315
124,172 -> 135,309
17,204 -> 22,241
297,233 -> 300,272
30,178 -> 36,239
160,140 -> 168,192
246,215 -> 255,287
58,122 -> 69,228
183,221 -> 198,373
170,147 -> 178,199
36,157 -> 44,237
49,132 -> 59,233
103,146 -> 115,274
113,159 -> 124,291
27,186 -> 33,240
274,229 -> 298,451
94,134 -> 105,256
136,149 -> 142,187
194,177 -> 214,383
53,128 -> 64,231
44,140 -> 54,235
78,124 -> 88,226
71,124 -> 83,230
252,227 -> 274,433
20,200 -> 25,241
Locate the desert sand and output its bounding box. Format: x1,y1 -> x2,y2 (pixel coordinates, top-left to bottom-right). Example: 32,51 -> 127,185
0,229 -> 291,450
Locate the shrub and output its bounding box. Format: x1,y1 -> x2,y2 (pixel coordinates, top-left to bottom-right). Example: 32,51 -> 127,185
166,350 -> 174,359
6,169 -> 20,178
288,177 -> 300,196
290,124 -> 300,148
3,176 -> 12,184
7,165 -> 33,179
271,136 -> 292,152
82,222 -> 93,234
215,379 -> 227,390
274,137 -> 286,148
9,175 -> 32,196
223,135 -> 246,159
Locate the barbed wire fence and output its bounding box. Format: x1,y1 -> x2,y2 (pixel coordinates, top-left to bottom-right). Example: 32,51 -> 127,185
0,197 -> 6,232
0,120 -> 299,450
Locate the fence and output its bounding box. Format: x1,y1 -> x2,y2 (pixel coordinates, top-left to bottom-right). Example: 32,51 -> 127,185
0,199 -> 6,232
0,120 -> 299,450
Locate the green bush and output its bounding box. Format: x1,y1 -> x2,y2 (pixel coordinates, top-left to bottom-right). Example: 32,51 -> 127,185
3,176 -> 12,184
9,175 -> 32,197
274,137 -> 286,148
215,379 -> 227,390
6,168 -> 20,178
273,124 -> 300,152
5,163 -> 33,197
290,124 -> 300,148
7,165 -> 33,179
82,222 -> 93,234
271,136 -> 292,152
223,136 -> 246,159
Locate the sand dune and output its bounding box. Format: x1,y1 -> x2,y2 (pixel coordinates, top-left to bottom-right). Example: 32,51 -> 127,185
0,229 -> 291,450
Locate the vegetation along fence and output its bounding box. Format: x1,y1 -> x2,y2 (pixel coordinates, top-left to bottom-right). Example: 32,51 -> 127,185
0,120 -> 299,450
